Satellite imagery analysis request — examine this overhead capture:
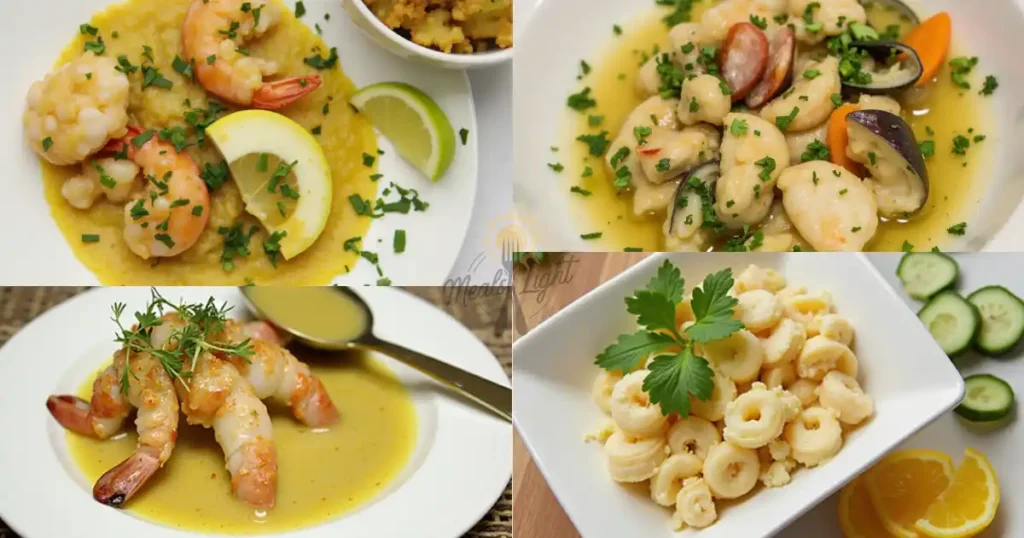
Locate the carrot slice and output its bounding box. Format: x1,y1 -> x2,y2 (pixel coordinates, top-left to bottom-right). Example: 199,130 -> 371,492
902,12 -> 952,87
827,104 -> 864,175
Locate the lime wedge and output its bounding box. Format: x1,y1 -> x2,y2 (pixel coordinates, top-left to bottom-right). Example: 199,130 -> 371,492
205,110 -> 332,260
349,82 -> 455,182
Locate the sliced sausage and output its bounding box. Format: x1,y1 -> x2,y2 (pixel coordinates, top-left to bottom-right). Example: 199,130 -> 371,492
745,27 -> 796,109
717,22 -> 769,102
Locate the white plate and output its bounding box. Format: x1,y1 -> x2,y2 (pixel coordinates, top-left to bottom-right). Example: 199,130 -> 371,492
0,0 -> 478,286
778,252 -> 1024,537
512,0 -> 1024,252
0,287 -> 511,538
513,253 -> 965,538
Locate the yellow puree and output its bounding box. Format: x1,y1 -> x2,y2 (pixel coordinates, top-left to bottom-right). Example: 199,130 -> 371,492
67,351 -> 417,534
565,2 -> 992,252
244,286 -> 370,343
42,0 -> 379,284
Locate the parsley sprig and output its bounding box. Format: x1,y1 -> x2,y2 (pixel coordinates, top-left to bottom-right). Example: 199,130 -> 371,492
110,289 -> 254,395
595,261 -> 744,416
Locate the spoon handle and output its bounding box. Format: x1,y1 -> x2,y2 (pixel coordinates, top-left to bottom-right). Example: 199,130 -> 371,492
364,336 -> 512,422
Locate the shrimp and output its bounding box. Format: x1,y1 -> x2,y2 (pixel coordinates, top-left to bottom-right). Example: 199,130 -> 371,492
176,352 -> 278,508
61,157 -> 141,210
182,0 -> 322,109
105,126 -> 211,259
23,51 -> 130,166
45,350 -> 179,506
217,320 -> 339,428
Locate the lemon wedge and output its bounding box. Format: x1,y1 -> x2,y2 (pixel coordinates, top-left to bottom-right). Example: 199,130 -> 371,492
206,110 -> 332,260
349,82 -> 455,182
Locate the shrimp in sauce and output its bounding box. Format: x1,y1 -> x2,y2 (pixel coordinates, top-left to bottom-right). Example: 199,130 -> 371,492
182,0 -> 322,109
46,350 -> 179,506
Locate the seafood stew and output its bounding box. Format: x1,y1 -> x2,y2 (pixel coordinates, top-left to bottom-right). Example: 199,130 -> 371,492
48,290 -> 417,533
558,0 -> 995,252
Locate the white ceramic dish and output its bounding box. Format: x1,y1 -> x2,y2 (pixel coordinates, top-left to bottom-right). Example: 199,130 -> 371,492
0,287 -> 511,538
0,0 -> 478,286
341,0 -> 513,69
512,0 -> 1024,252
513,253 -> 965,538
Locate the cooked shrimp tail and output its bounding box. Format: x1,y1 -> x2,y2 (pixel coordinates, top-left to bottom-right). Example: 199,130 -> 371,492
252,75 -> 323,110
46,395 -> 99,437
231,437 -> 278,508
46,351 -> 179,508
92,445 -> 162,506
183,0 -> 321,108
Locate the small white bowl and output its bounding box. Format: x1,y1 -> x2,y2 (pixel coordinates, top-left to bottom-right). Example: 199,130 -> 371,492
341,0 -> 512,69
513,253 -> 965,538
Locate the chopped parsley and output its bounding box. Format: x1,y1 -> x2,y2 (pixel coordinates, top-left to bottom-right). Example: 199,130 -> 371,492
570,185 -> 592,196
754,156 -> 776,181
567,87 -> 597,112
749,14 -> 767,29
800,140 -> 830,162
633,125 -> 653,145
803,69 -> 821,80
979,75 -> 998,96
775,107 -> 799,130
548,162 -> 564,173
952,134 -> 971,156
172,55 -> 194,80
42,137 -> 53,151
919,140 -> 936,157
656,158 -> 671,172
830,93 -> 843,108
304,47 -> 339,70
81,234 -> 100,243
580,232 -> 603,240
393,230 -> 406,253
84,36 -> 105,55
947,222 -> 967,236
218,222 -> 256,271
576,131 -> 611,156
730,118 -> 748,136
459,128 -> 469,145
294,1 -> 306,17
949,56 -> 979,89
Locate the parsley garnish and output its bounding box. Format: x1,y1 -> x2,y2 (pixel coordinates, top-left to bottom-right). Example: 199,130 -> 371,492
947,222 -> 967,236
730,118 -> 748,136
919,140 -> 936,157
775,107 -> 799,130
979,75 -> 998,96
576,131 -> 611,156
595,262 -> 743,417
567,87 -> 597,112
304,47 -> 338,70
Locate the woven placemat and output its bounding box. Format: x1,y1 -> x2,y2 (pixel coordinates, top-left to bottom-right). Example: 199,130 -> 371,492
0,286 -> 511,538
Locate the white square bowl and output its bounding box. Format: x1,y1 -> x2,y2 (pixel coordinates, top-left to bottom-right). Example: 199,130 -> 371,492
513,253 -> 966,538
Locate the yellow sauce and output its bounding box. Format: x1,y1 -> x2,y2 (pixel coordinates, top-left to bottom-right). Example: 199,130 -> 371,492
66,351 -> 417,534
562,2 -> 992,251
243,286 -> 369,343
41,0 -> 379,284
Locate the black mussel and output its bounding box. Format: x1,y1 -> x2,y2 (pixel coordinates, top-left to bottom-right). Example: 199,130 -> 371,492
842,41 -> 923,94
668,161 -> 721,231
845,109 -> 928,216
859,0 -> 921,26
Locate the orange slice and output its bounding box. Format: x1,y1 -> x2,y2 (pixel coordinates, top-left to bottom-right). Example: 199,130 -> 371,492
865,449 -> 955,538
839,476 -> 897,538
915,448 -> 1000,538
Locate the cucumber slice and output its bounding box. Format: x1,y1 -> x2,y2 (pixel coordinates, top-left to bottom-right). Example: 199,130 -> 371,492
897,252 -> 959,300
955,374 -> 1015,422
918,290 -> 980,357
967,286 -> 1024,356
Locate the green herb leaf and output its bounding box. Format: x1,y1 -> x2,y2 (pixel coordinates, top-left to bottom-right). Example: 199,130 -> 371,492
645,259 -> 684,304
686,269 -> 743,343
595,330 -> 676,374
643,346 -> 715,417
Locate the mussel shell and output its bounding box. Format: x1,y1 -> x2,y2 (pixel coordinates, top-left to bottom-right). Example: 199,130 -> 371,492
846,109 -> 928,211
858,0 -> 920,26
669,160 -> 721,228
841,41 -> 923,94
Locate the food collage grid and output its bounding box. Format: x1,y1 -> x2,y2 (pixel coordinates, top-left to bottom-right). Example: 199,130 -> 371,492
1,0 -> 1022,537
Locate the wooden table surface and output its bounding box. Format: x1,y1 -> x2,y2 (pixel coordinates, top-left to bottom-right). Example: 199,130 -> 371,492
512,252 -> 651,538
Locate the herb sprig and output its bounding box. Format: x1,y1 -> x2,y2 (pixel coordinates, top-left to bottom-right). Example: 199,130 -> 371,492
110,289 -> 254,394
595,261 -> 744,416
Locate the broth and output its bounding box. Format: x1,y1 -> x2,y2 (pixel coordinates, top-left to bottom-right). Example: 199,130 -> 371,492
559,3 -> 992,251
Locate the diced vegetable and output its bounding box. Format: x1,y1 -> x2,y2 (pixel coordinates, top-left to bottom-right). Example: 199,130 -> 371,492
901,12 -> 952,87
826,104 -> 863,175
